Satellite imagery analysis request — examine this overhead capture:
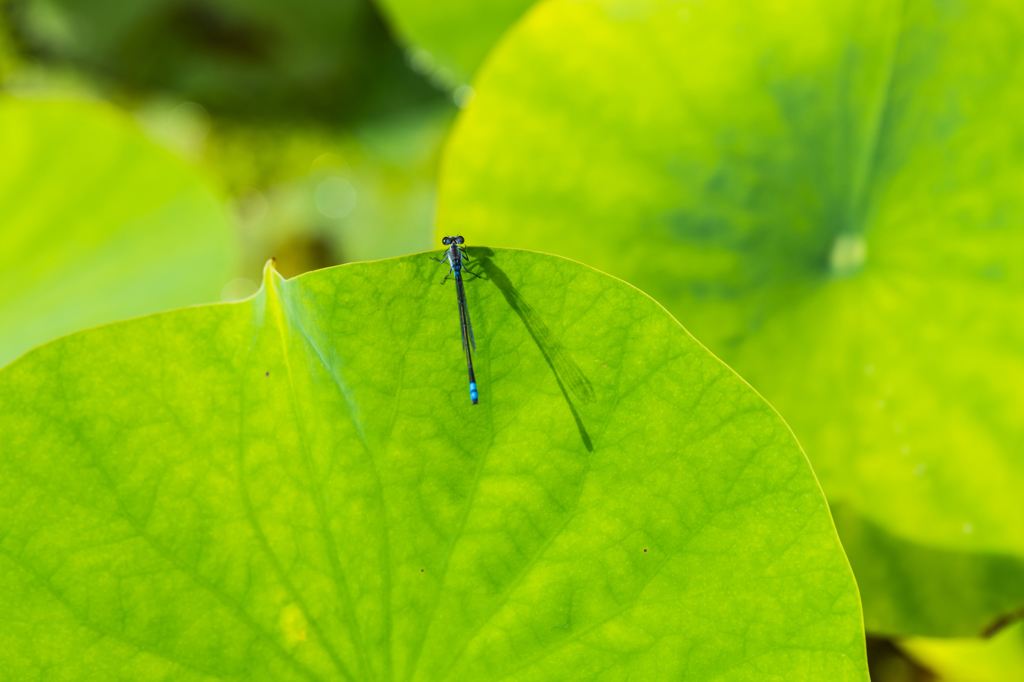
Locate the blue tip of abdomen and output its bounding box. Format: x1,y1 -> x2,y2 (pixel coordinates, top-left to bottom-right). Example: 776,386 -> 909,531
469,382 -> 479,404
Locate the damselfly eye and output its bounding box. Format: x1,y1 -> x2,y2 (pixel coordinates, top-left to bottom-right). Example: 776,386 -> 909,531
455,236 -> 465,245
442,237 -> 451,245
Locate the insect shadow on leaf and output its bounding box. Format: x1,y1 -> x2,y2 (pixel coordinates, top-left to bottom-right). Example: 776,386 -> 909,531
471,247 -> 595,453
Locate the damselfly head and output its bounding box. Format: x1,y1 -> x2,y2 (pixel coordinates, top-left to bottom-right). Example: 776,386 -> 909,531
442,235 -> 466,246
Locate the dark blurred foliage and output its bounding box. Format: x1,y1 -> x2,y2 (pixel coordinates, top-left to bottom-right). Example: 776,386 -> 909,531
271,232 -> 338,279
4,0 -> 446,123
867,638 -> 936,682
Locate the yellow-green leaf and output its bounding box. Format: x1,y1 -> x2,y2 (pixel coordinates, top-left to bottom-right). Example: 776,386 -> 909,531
438,0 -> 1024,636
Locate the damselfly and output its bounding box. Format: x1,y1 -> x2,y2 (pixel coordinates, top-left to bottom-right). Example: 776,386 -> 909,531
432,236 -> 480,405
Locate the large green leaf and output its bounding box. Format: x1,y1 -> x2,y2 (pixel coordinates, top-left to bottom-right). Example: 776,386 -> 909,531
375,0 -> 536,83
0,96 -> 233,369
438,0 -> 1024,636
0,250 -> 868,680
899,621 -> 1024,681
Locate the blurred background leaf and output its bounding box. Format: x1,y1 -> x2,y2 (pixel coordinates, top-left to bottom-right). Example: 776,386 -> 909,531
376,0 -> 536,86
899,621 -> 1024,682
0,95 -> 232,368
438,0 -> 1024,641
